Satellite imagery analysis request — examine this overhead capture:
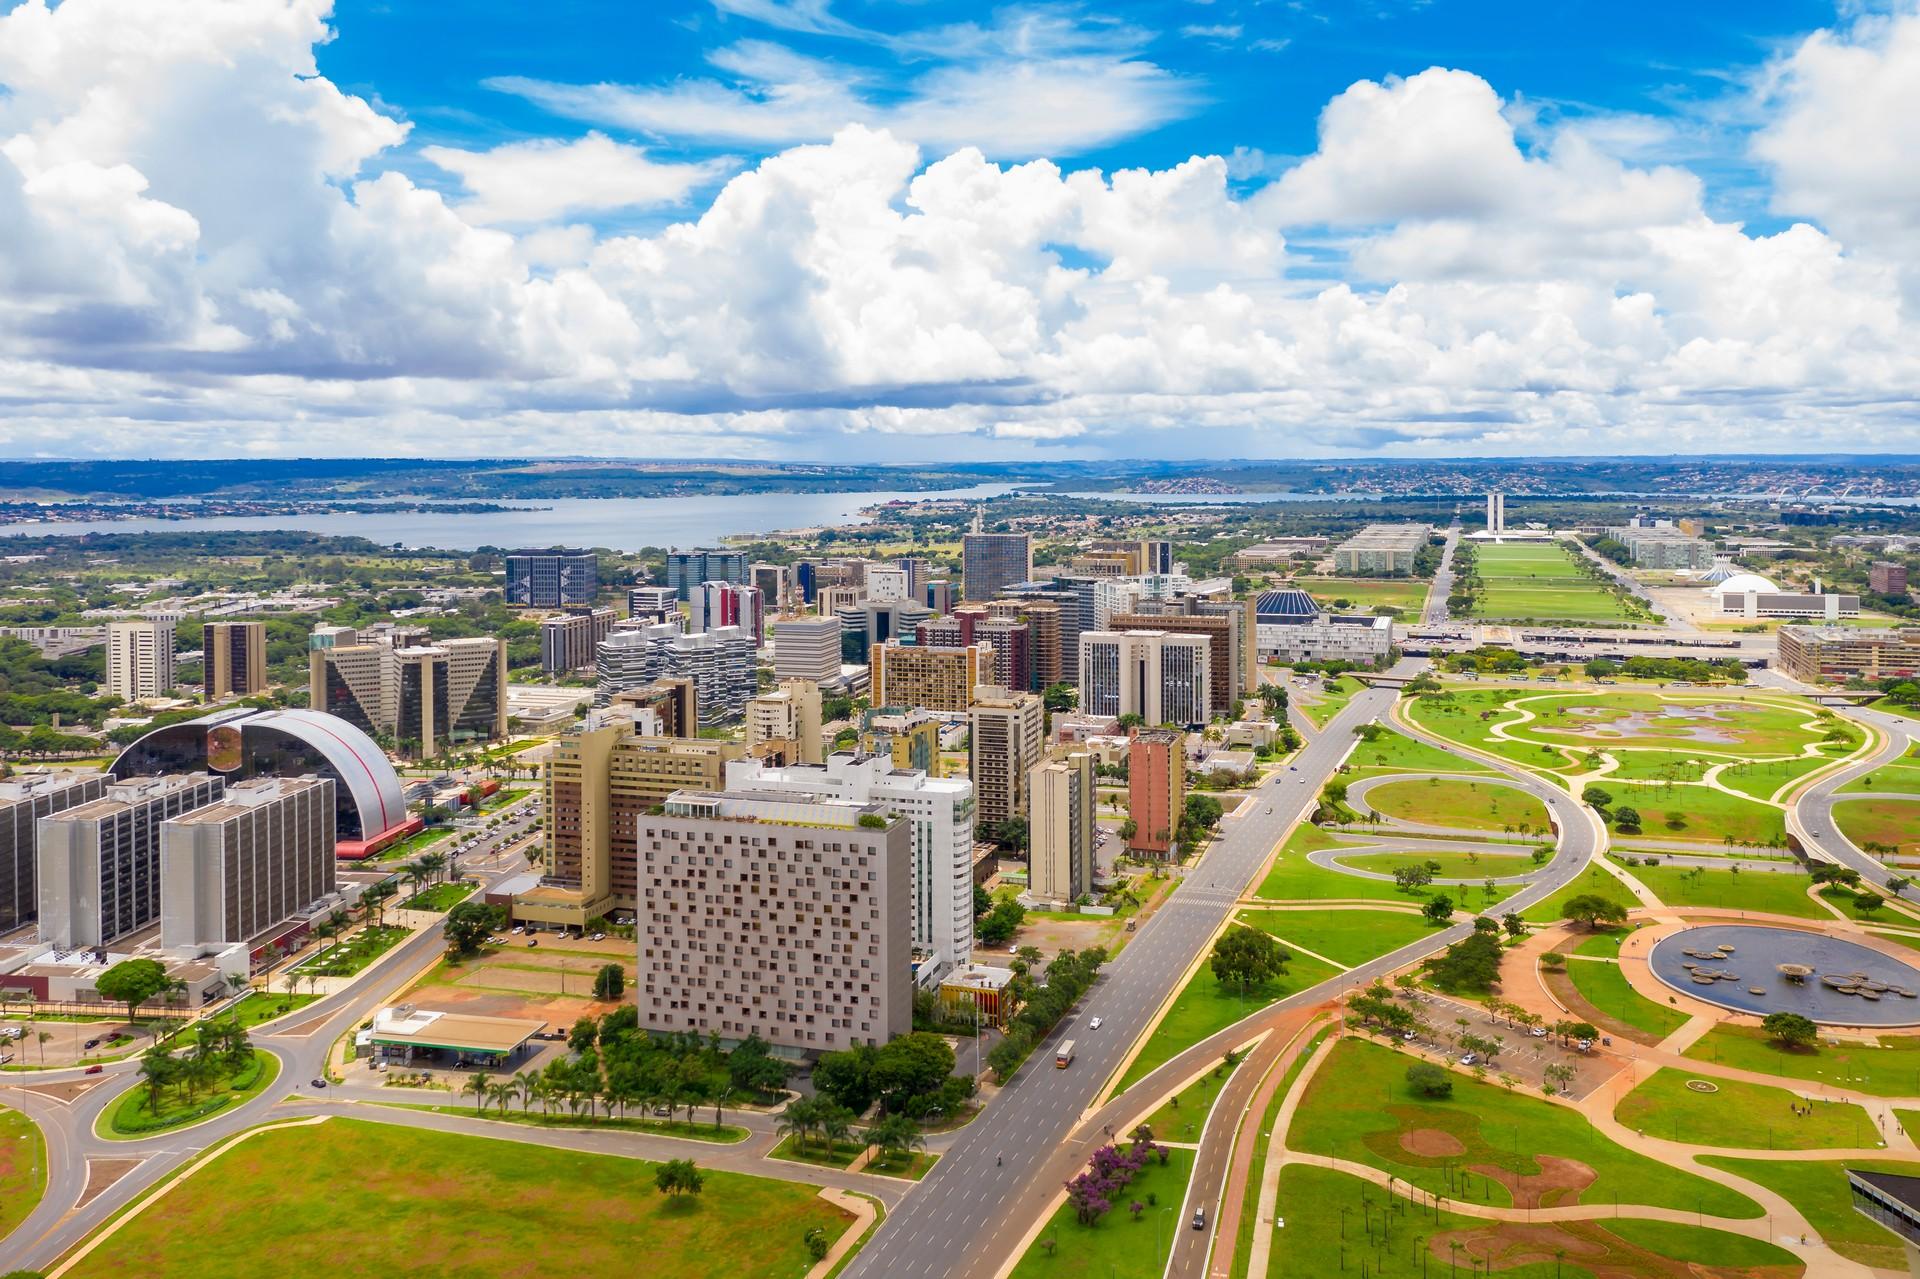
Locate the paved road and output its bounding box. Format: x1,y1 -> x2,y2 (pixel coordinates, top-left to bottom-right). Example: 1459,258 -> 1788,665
1423,522 -> 1461,625
1566,537 -> 1690,631
1789,702 -> 1920,892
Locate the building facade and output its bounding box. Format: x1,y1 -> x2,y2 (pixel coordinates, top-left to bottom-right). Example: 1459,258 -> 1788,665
1254,588 -> 1396,664
665,548 -> 750,600
690,580 -> 765,643
626,585 -> 680,623
505,549 -> 598,608
1778,626 -> 1920,684
871,641 -> 992,713
1331,524 -> 1429,576
1603,526 -> 1714,570
539,607 -> 617,673
106,618 -> 176,701
1077,630 -> 1212,727
1029,751 -> 1095,905
37,772 -> 226,948
1127,729 -> 1186,860
202,621 -> 267,699
745,679 -> 824,765
772,615 -> 844,685
962,530 -> 1033,602
311,637 -> 508,753
594,623 -> 755,726
1871,562 -> 1910,596
159,776 -> 335,948
635,789 -> 912,1051
0,772 -> 109,934
968,686 -> 1045,838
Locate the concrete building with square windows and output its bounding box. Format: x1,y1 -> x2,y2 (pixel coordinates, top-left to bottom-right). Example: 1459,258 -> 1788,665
1331,524 -> 1430,576
106,618 -> 176,701
539,607 -> 616,673
37,772 -> 226,948
159,776 -> 335,949
202,621 -> 267,699
0,771 -> 109,934
871,641 -> 992,713
968,686 -> 1045,837
635,789 -> 912,1051
962,530 -> 1033,602
1029,751 -> 1095,906
1077,630 -> 1212,728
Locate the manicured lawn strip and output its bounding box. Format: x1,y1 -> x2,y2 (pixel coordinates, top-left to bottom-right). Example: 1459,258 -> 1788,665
1404,691 -> 1580,774
102,1050 -> 280,1139
1287,1038 -> 1760,1218
1336,849 -> 1535,881
1834,797 -> 1920,857
1563,958 -> 1689,1041
1596,752 -> 1711,783
1510,693 -> 1820,758
1347,729 -> 1493,778
1615,1067 -> 1878,1150
292,923 -> 412,976
1298,578 -> 1430,615
1255,827 -> 1522,910
1685,1025 -> 1920,1097
1698,1156 -> 1920,1271
770,1133 -> 866,1169
1362,776 -> 1550,833
1469,544 -> 1635,625
1138,1055 -> 1244,1145
65,1117 -> 848,1279
1520,870 -> 1642,925
369,823 -> 456,863
1838,760 -> 1920,795
1235,907 -> 1443,968
378,1101 -> 749,1143
167,994 -> 322,1049
1571,933 -> 1625,958
1595,1218 -> 1804,1271
1716,755 -> 1842,802
866,1150 -> 938,1180
400,880 -> 478,913
1228,1027 -> 1333,1279
1113,953 -> 1341,1096
1617,860 -> 1823,919
1302,676 -> 1363,729
1008,1146 -> 1195,1279
1604,783 -> 1787,847
0,1102 -> 46,1240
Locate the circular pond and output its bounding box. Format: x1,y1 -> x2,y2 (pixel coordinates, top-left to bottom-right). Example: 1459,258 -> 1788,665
1646,924 -> 1920,1027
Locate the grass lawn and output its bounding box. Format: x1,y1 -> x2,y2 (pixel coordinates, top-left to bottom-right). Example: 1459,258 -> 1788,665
1256,826 -> 1522,910
1112,952 -> 1340,1095
1404,690 -> 1584,774
1009,1146 -> 1195,1279
1139,1055 -> 1245,1145
1699,1156 -> 1918,1271
400,880 -> 478,913
769,1133 -> 867,1169
1619,860 -> 1823,919
1235,907 -> 1444,968
1572,932 -> 1625,957
292,923 -> 412,976
1265,1165 -> 1794,1279
1595,751 -> 1712,783
1336,849 -> 1536,882
1520,869 -> 1643,924
1346,729 -> 1493,778
1510,693 -> 1820,759
1469,544 -> 1637,625
1288,1038 -> 1760,1218
382,1101 -> 749,1143
167,994 -> 322,1050
1834,797 -> 1920,856
1685,1025 -> 1920,1097
102,1049 -> 281,1139
0,1102 -> 46,1240
1615,1067 -> 1878,1150
1716,755 -> 1845,803
65,1117 -> 851,1279
371,823 -> 456,863
1302,676 -> 1363,729
1298,577 -> 1430,615
1605,783 -> 1787,847
1361,776 -> 1550,834
1838,758 -> 1920,795
1564,958 -> 1690,1041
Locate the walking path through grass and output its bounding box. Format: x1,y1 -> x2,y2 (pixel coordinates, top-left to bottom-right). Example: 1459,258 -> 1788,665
1684,1025 -> 1920,1098
1615,1067 -> 1879,1151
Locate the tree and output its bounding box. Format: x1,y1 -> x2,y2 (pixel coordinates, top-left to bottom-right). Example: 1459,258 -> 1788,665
1580,785 -> 1614,808
867,1113 -> 926,1168
1422,894 -> 1455,925
1762,1012 -> 1818,1050
96,957 -> 171,1035
1501,912 -> 1526,939
592,963 -> 626,1000
992,817 -> 1029,851
1423,931 -> 1504,994
654,1158 -> 704,1197
568,1016 -> 599,1053
1393,864 -> 1434,893
1405,1062 -> 1453,1097
463,1070 -> 492,1113
1612,806 -> 1642,833
1209,925 -> 1290,994
1857,893 -> 1886,917
1891,876 -> 1913,898
1559,894 -> 1627,931
443,900 -> 502,956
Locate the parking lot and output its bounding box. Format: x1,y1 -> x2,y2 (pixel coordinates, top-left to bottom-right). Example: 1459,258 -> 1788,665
1395,991 -> 1622,1101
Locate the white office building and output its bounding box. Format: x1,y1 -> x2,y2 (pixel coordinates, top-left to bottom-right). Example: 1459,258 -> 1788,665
1077,630 -> 1212,727
106,618 -> 176,701
772,615 -> 844,684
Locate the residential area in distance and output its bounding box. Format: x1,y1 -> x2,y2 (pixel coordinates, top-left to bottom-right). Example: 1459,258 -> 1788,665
4,465 -> 1920,1278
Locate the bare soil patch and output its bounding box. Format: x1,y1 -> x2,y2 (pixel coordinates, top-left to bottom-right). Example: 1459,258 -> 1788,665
1428,1219 -> 1796,1278
1469,1154 -> 1596,1209
78,1156 -> 142,1210
1402,1128 -> 1467,1158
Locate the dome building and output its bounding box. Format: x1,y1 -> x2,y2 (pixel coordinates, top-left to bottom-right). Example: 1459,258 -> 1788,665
1254,587 -> 1394,665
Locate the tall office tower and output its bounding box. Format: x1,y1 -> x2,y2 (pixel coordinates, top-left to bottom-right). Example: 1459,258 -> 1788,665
897,557 -> 932,598
308,623 -> 359,652
690,580 -> 765,643
665,548 -> 750,600
917,604 -> 989,649
627,585 -> 680,623
1000,581 -> 1087,680
975,618 -> 1032,692
1077,630 -> 1212,728
1029,751 -> 1095,905
310,637 -> 507,753
925,580 -> 956,614
1486,492 -> 1506,535
37,772 -> 225,948
159,776 -> 334,949
539,607 -> 617,673
725,753 -> 975,978
865,566 -> 911,603
594,624 -> 754,726
202,621 -> 267,699
835,599 -> 933,664
1872,562 -> 1911,596
635,788 -> 911,1051
793,560 -> 818,605
521,726 -> 745,928
989,600 -> 1061,690
1127,728 -> 1186,860
968,686 -> 1045,836
750,563 -> 790,610
1142,540 -> 1175,575
106,618 -> 176,701
1109,610 -> 1243,713
772,614 -> 843,684
0,772 -> 109,933
505,548 -> 598,607
961,529 -> 1033,602
745,679 -> 824,765
871,641 -> 993,713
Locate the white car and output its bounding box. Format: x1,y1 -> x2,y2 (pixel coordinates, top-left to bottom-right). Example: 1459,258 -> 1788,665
1459,1053 -> 1478,1066
1529,1027 -> 1548,1038
1088,1017 -> 1103,1030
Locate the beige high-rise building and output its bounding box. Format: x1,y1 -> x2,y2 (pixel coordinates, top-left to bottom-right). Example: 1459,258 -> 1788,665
202,621 -> 267,699
636,789 -> 912,1052
37,772 -> 225,948
106,618 -> 176,701
746,679 -> 824,765
1029,751 -> 1095,905
513,725 -> 745,929
871,641 -> 992,713
309,636 -> 507,754
969,686 -> 1045,836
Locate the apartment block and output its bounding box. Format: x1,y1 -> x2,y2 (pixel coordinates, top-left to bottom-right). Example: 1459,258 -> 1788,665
202,621 -> 267,699
1127,729 -> 1186,860
1778,626 -> 1920,684
926,581 -> 957,614
962,530 -> 1033,602
1331,524 -> 1430,576
665,548 -> 750,600
505,549 -> 598,607
38,773 -> 226,948
1077,630 -> 1212,727
627,585 -> 680,623
772,615 -> 844,685
594,623 -> 755,726
745,679 -> 824,765
636,789 -> 912,1051
1603,526 -> 1714,570
1871,562 -> 1910,596
160,776 -> 335,949
691,580 -> 765,643
0,772 -> 109,934
989,600 -> 1062,690
106,618 -> 176,701
968,686 -> 1045,836
871,641 -> 992,713
726,752 -> 976,978
836,599 -> 933,664
861,708 -> 942,774
1029,751 -> 1095,905
539,607 -> 616,673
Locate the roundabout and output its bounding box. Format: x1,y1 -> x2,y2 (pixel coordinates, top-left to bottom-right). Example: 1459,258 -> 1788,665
1647,924 -> 1920,1027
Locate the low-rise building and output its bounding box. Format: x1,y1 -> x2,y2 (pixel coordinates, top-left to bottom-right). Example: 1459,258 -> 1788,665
1778,626 -> 1920,684
1254,588 -> 1396,664
1331,524 -> 1429,576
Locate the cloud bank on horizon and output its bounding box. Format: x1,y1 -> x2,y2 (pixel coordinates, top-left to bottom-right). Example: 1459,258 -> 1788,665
1,0 -> 1918,460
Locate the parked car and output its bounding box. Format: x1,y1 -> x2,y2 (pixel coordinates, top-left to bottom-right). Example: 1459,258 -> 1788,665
1458,1053 -> 1478,1066
1576,1038 -> 1593,1052
83,1038 -> 99,1050
1529,1027 -> 1548,1038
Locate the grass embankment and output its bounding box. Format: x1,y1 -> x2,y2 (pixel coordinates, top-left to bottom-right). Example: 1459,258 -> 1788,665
1603,783 -> 1787,848
1346,729 -> 1494,779
64,1118 -> 851,1279
1615,1067 -> 1878,1150
293,924 -> 411,976
1236,908 -> 1443,968
1403,690 -> 1583,774
1008,1147 -> 1196,1279
1336,849 -> 1534,882
1615,860 -> 1823,919
1256,826 -> 1522,911
1287,1038 -> 1760,1218
1113,953 -> 1340,1096
382,1101 -> 750,1143
1834,797 -> 1920,857
400,880 -> 478,913
0,1103 -> 46,1239
1301,676 -> 1364,729
1362,777 -> 1550,834
1700,1156 -> 1917,1271
1685,1025 -> 1920,1097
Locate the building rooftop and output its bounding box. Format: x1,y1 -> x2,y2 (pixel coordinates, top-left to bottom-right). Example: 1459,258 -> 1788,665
368,1006 -> 545,1054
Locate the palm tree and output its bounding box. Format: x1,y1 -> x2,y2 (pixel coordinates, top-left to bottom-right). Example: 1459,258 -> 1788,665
821,1107 -> 854,1156
462,1071 -> 491,1113
511,1069 -> 541,1113
36,1030 -> 53,1065
867,1114 -> 925,1169
488,1080 -> 516,1114
777,1097 -> 819,1154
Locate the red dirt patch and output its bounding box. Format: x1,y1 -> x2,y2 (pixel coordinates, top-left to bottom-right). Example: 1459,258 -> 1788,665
1402,1128 -> 1467,1158
1468,1153 -> 1596,1209
1428,1219 -> 1795,1278
77,1157 -> 143,1210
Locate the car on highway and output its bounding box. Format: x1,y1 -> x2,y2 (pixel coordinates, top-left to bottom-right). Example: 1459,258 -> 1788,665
310,1078 -> 327,1088
84,1064 -> 103,1075
1192,1209 -> 1206,1230
1088,1016 -> 1103,1030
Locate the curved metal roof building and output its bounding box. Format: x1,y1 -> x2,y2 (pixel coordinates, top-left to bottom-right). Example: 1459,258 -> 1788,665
1254,588 -> 1322,623
109,707 -> 406,843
